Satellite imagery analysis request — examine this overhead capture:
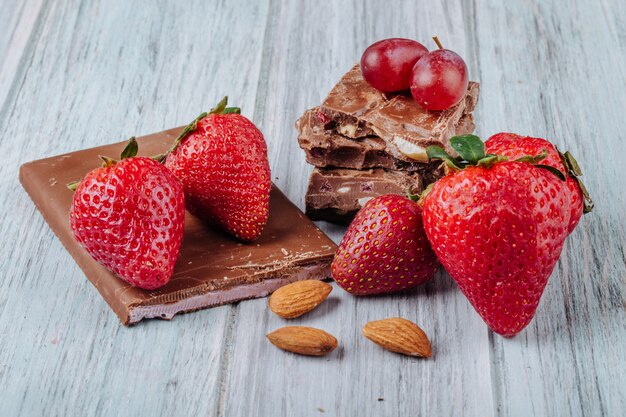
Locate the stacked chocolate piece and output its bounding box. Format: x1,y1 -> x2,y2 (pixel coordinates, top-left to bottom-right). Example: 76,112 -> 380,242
296,65 -> 479,224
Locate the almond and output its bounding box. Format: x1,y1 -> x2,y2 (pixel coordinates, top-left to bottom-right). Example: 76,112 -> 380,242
268,279 -> 332,319
267,326 -> 338,356
362,317 -> 432,358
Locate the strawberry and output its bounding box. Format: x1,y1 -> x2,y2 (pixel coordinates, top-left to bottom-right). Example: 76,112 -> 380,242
161,97 -> 271,241
422,134 -> 592,336
484,133 -> 592,233
69,138 -> 185,290
331,194 -> 438,295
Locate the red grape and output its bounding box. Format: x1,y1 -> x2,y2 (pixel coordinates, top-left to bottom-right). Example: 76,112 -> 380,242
410,49 -> 469,111
360,38 -> 428,92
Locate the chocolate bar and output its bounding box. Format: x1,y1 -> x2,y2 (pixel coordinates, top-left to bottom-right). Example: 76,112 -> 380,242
19,128 -> 337,325
297,64 -> 479,164
305,167 -> 429,224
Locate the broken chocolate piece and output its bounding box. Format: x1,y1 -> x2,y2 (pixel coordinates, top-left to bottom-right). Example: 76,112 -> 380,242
295,64 -> 478,223
305,167 -> 432,224
297,107 -> 473,174
19,128 -> 337,325
308,64 -> 479,162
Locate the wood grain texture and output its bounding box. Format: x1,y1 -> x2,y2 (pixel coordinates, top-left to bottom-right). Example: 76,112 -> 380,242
0,0 -> 45,110
0,0 -> 269,416
0,0 -> 624,416
470,1 -> 626,416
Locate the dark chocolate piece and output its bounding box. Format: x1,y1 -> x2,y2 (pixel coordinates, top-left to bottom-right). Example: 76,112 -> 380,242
299,64 -> 479,163
305,167 -> 431,224
19,129 -> 337,325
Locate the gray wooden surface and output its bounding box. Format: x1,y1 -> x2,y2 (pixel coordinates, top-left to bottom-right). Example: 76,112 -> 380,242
1,0 -> 624,416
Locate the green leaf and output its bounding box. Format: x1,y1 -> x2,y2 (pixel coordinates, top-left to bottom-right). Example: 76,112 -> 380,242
476,154 -> 508,168
67,181 -> 80,191
573,176 -> 594,213
477,155 -> 496,167
152,153 -> 168,164
426,145 -> 451,160
152,111 -> 207,163
558,149 -> 592,214
174,112 -> 207,146
209,96 -> 228,114
563,151 -> 582,176
419,183 -> 435,201
120,137 -> 138,159
514,149 -> 548,164
406,188 -> 419,202
223,107 -> 241,114
535,164 -> 566,181
449,134 -> 485,163
426,145 -> 462,170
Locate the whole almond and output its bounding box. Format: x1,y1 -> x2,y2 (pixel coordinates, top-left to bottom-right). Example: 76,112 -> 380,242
267,326 -> 338,356
268,279 -> 332,318
362,318 -> 432,358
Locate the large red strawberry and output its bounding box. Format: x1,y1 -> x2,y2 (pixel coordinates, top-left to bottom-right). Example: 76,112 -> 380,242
162,98 -> 271,241
331,194 -> 438,295
485,133 -> 592,233
69,138 -> 185,290
421,134 -> 592,336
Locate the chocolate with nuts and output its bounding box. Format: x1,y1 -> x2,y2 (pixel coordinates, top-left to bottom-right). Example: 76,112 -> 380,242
297,64 -> 479,165
305,167 -> 432,224
296,64 -> 479,223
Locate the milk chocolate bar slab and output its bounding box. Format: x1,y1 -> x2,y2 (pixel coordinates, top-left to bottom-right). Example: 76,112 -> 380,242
297,107 -> 474,174
299,64 -> 479,163
305,167 -> 429,224
19,129 -> 337,325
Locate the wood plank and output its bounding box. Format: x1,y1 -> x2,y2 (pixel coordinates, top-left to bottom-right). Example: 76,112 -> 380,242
221,1 -> 495,416
470,1 -> 626,416
1,0 -> 624,415
0,0 -> 270,416
0,0 -> 46,110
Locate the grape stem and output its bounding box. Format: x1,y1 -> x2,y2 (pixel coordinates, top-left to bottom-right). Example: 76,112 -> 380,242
432,36 -> 444,49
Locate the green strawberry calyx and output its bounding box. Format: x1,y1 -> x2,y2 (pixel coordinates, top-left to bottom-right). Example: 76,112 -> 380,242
426,134 -> 561,174
152,96 -> 241,163
425,134 -> 593,213
67,137 -> 139,191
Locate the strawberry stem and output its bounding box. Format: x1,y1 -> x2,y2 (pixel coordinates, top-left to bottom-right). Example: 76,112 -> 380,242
153,96 -> 242,163
99,155 -> 117,167
67,137 -> 138,191
153,111 -> 207,163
